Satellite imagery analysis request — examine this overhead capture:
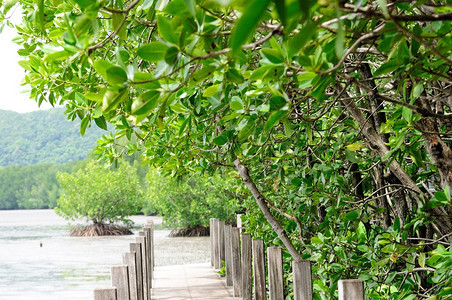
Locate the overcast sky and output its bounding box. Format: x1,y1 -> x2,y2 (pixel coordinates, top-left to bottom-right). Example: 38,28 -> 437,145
0,7 -> 53,113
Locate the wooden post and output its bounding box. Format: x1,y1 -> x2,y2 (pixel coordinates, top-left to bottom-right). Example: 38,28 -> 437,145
241,233 -> 252,300
111,265 -> 130,300
143,226 -> 153,286
231,227 -> 242,297
94,287 -> 117,300
293,261 -> 313,300
136,236 -> 148,300
218,220 -> 225,269
252,239 -> 266,300
130,243 -> 144,300
237,214 -> 243,231
213,218 -> 220,269
146,219 -> 155,271
210,218 -> 215,267
122,252 -> 138,300
268,247 -> 284,300
224,224 -> 233,286
338,279 -> 364,300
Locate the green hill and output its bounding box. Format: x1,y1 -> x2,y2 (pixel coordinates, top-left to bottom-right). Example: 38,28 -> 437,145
0,108 -> 106,166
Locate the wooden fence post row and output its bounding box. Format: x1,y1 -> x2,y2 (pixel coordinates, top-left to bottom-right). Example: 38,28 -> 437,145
212,217 -> 365,300
93,220 -> 155,300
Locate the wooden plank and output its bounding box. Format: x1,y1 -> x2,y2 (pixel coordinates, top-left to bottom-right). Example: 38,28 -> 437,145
136,236 -> 148,300
213,218 -> 220,269
268,247 -> 284,300
111,265 -> 130,300
218,220 -> 225,269
210,218 -> 215,267
224,224 -> 233,286
145,220 -> 155,271
338,279 -> 364,300
231,227 -> 242,297
237,214 -> 243,229
143,227 -> 153,286
130,243 -> 144,300
94,287 -> 117,300
122,252 -> 138,300
241,233 -> 252,300
252,239 -> 266,300
293,260 -> 312,300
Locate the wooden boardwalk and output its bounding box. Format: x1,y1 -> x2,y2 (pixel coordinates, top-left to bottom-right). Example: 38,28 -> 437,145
151,263 -> 237,300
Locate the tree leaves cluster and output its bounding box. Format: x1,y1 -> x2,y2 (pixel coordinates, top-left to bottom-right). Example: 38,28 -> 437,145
56,160 -> 143,227
144,168 -> 241,232
3,0 -> 452,298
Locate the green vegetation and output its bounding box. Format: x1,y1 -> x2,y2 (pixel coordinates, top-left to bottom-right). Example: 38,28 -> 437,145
0,109 -> 106,166
145,169 -> 240,235
56,160 -> 143,236
0,161 -> 83,209
3,0 -> 452,298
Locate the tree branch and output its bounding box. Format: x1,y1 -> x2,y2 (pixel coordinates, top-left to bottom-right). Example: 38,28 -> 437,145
234,158 -> 303,261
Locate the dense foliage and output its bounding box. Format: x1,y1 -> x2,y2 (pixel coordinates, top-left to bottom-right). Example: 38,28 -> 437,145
0,161 -> 81,209
0,108 -> 106,166
56,161 -> 143,227
3,0 -> 452,298
144,169 -> 240,232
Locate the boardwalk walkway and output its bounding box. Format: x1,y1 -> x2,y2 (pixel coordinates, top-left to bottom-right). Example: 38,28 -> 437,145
151,263 -> 237,300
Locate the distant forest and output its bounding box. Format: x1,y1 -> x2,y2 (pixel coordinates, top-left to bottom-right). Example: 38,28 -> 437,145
0,108 -> 106,166
0,108 -> 106,209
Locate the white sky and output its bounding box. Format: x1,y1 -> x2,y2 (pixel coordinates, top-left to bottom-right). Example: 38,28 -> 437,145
0,6 -> 53,113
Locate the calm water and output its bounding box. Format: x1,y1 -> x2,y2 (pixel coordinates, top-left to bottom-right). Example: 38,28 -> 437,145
0,210 -> 210,299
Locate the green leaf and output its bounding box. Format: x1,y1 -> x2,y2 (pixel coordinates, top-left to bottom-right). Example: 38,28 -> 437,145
226,69 -> 244,84
112,12 -> 126,40
3,0 -> 19,14
238,115 -> 257,142
230,97 -> 244,111
410,82 -> 424,104
80,116 -> 89,136
288,22 -> 317,57
357,221 -> 367,244
157,15 -> 177,45
106,66 -> 128,85
203,84 -> 220,97
93,60 -> 115,81
273,0 -> 286,27
131,90 -> 161,115
345,211 -> 359,221
164,46 -> 179,65
229,0 -> 271,54
184,0 -> 196,17
346,142 -> 365,151
192,66 -> 217,82
213,134 -> 228,146
264,110 -> 286,131
418,252 -> 426,268
261,48 -> 284,64
137,42 -> 169,62
94,116 -> 108,130
102,88 -> 129,113
311,236 -> 323,244
335,15 -> 345,58
402,107 -> 412,122
269,96 -> 286,111
376,0 -> 389,17
374,60 -> 399,77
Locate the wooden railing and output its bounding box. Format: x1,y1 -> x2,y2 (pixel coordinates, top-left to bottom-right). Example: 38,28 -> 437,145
93,220 -> 155,300
210,216 -> 365,300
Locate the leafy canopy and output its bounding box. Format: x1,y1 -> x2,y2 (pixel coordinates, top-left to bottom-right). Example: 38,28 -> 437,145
2,0 -> 452,298
56,161 -> 143,226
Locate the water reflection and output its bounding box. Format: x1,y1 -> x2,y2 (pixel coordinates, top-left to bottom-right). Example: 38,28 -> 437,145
0,210 -> 210,299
